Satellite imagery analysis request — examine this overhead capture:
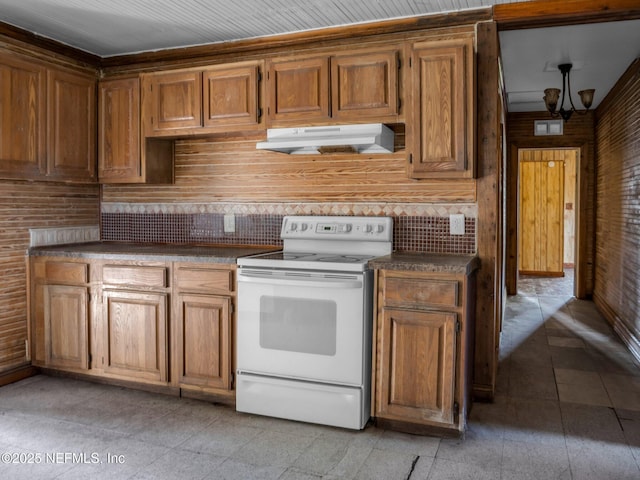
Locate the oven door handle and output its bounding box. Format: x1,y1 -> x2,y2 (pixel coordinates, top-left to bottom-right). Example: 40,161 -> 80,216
237,273 -> 363,289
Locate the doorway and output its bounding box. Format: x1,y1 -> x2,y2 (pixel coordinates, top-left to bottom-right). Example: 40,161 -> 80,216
517,148 -> 578,294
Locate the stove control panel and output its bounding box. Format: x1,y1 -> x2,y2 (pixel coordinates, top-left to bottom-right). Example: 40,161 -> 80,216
281,215 -> 393,241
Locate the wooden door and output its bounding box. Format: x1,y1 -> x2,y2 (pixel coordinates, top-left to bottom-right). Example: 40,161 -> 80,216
47,68 -> 97,182
0,53 -> 47,178
177,294 -> 232,390
519,150 -> 565,275
98,77 -> 141,182
103,290 -> 168,382
44,285 -> 89,370
266,56 -> 330,124
331,49 -> 399,121
377,308 -> 457,426
409,38 -> 474,178
203,63 -> 262,130
144,71 -> 202,133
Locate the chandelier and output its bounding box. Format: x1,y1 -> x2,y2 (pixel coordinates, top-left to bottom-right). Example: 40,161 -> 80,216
543,63 -> 595,122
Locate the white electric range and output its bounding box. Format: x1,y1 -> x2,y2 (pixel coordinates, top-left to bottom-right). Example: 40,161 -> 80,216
235,215 -> 393,429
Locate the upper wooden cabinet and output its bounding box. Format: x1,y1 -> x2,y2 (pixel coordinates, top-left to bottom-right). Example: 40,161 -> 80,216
266,56 -> 330,124
0,52 -> 47,178
331,49 -> 400,121
144,70 -> 202,133
203,64 -> 262,130
46,68 -> 97,182
98,77 -> 173,183
0,52 -> 96,183
99,77 -> 141,181
141,61 -> 264,137
266,46 -> 402,126
408,37 -> 475,179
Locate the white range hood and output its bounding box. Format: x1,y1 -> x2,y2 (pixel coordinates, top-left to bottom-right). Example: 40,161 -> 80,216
256,123 -> 394,154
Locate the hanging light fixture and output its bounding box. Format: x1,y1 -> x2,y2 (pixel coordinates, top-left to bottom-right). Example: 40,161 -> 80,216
543,63 -> 595,122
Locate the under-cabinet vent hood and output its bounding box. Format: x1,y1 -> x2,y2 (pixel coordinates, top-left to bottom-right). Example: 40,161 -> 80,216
256,123 -> 394,154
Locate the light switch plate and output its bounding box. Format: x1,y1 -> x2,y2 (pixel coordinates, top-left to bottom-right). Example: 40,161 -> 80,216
449,214 -> 465,235
224,214 -> 235,233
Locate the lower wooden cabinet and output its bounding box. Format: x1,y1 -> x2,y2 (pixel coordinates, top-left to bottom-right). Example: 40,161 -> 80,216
172,263 -> 236,399
377,308 -> 457,426
374,268 -> 476,434
175,293 -> 231,390
43,284 -> 89,370
30,258 -> 92,371
102,289 -> 168,382
30,256 -> 236,398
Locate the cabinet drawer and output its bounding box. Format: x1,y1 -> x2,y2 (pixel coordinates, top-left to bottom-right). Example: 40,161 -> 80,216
102,265 -> 167,288
175,266 -> 234,294
383,276 -> 459,308
45,261 -> 88,284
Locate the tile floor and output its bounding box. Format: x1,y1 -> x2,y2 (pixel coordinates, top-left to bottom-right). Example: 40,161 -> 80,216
1,273 -> 640,479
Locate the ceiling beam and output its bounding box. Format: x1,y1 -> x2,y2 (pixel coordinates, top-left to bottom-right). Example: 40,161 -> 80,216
493,0 -> 640,30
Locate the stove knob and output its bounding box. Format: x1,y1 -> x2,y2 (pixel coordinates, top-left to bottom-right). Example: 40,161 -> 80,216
364,224 -> 373,233
300,223 -> 308,232
376,224 -> 384,233
290,222 -> 298,231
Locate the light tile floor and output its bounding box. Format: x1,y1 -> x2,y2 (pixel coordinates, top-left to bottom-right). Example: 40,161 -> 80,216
1,273 -> 640,479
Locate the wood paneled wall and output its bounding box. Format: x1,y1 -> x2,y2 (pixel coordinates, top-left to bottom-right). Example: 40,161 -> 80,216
102,132 -> 477,203
505,111 -> 595,298
594,58 -> 640,360
0,181 -> 99,372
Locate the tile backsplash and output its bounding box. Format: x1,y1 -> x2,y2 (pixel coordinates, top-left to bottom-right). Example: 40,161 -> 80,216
101,203 -> 477,255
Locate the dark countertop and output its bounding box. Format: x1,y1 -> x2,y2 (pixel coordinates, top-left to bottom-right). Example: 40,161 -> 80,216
369,252 -> 480,275
28,242 -> 280,264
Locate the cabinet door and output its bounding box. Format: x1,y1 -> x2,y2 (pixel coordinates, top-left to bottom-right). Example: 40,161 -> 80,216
266,56 -> 330,124
203,64 -> 262,130
145,71 -> 202,133
47,68 -> 97,182
0,54 -> 47,178
377,308 -> 457,426
103,290 -> 168,382
44,285 -> 89,370
331,50 -> 399,121
409,38 -> 474,178
177,294 -> 232,390
98,77 -> 141,182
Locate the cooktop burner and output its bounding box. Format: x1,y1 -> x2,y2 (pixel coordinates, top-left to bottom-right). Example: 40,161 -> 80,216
237,250 -> 380,272
242,251 -> 375,264
237,215 -> 393,272
314,255 -> 372,263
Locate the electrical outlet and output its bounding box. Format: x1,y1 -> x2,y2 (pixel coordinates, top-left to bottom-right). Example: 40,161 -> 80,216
449,214 -> 465,235
223,214 -> 235,233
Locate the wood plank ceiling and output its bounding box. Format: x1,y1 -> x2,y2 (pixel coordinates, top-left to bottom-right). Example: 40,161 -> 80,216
0,0 -> 528,57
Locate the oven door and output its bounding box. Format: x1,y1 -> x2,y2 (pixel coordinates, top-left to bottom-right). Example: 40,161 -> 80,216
236,267 -> 370,386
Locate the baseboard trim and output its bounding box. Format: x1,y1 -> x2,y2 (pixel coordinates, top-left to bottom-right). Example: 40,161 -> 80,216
472,384 -> 495,402
0,365 -> 38,387
594,296 -> 640,365
611,317 -> 640,365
